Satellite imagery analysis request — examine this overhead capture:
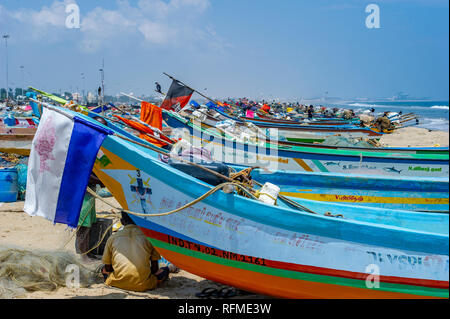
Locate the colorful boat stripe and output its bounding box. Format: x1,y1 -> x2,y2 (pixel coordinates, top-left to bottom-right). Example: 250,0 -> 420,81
311,159 -> 329,172
156,245 -> 439,299
139,227 -> 448,295
143,231 -> 448,298
293,158 -> 314,172
280,192 -> 449,205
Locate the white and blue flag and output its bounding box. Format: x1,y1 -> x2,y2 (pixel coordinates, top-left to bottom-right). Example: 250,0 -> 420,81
24,106 -> 112,228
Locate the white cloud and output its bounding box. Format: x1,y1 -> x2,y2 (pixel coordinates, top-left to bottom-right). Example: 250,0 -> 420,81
1,0 -> 226,53
138,21 -> 177,44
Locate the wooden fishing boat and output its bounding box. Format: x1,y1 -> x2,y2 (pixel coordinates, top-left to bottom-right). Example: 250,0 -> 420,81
277,140 -> 449,155
0,126 -> 37,156
86,111 -> 448,213
206,107 -> 359,125
29,87 -> 446,156
170,110 -> 449,155
188,107 -> 420,142
163,111 -> 449,177
29,90 -> 449,211
68,104 -> 446,213
74,110 -> 448,299
240,116 -> 355,126
185,108 -> 368,131
29,101 -> 449,298
208,107 -> 370,126
238,117 -> 360,129
247,169 -> 448,213
182,108 -> 382,141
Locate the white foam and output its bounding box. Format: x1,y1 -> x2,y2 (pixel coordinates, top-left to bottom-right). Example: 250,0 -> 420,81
431,105 -> 449,110
348,103 -> 378,107
417,117 -> 449,132
348,103 -> 448,110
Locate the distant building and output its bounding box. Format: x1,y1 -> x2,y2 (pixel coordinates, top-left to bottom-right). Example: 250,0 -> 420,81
391,92 -> 410,101
72,92 -> 82,103
87,92 -> 96,103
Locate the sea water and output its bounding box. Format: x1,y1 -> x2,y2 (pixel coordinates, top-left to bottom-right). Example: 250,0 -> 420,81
325,100 -> 449,132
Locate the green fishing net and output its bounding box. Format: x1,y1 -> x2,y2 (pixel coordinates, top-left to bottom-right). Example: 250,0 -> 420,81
0,247 -> 101,298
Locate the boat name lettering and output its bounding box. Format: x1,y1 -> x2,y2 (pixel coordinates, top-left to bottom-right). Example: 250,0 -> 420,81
408,166 -> 442,172
167,235 -> 267,266
256,155 -> 289,164
341,164 -> 377,170
367,251 -> 449,269
160,197 -> 240,228
335,195 -> 364,202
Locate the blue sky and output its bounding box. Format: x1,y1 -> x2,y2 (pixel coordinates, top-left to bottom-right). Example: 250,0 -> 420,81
0,0 -> 448,100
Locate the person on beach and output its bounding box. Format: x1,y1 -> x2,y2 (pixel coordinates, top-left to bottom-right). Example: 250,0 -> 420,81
307,105 -> 314,119
76,173 -> 103,262
101,212 -> 170,292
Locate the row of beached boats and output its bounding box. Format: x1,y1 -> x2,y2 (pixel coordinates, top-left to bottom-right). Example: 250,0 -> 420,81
2,87 -> 449,298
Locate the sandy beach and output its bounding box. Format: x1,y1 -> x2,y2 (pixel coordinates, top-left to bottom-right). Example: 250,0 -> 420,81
0,199 -> 266,300
379,127 -> 449,147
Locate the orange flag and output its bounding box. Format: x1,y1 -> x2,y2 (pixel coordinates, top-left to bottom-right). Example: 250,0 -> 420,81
140,101 -> 163,130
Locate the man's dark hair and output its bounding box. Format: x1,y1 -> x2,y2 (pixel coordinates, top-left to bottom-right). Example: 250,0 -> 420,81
121,212 -> 136,226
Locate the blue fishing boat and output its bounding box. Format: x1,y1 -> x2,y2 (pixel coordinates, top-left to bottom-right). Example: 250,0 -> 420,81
28,92 -> 449,213
84,110 -> 449,299
29,101 -> 450,298
162,111 -> 449,177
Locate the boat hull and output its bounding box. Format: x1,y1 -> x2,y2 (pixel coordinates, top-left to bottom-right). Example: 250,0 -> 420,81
91,134 -> 448,299
0,127 -> 36,156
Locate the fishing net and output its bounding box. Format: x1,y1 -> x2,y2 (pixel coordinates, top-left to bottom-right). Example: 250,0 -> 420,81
0,247 -> 101,299
0,152 -> 21,167
321,136 -> 375,148
15,158 -> 29,200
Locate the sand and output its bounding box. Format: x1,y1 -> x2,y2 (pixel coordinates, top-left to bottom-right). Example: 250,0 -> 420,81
379,127 -> 449,147
0,199 -> 267,300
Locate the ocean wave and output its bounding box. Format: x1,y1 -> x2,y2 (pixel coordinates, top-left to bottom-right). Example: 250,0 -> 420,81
348,103 -> 379,107
416,117 -> 449,132
431,105 -> 449,110
348,102 -> 425,109
347,103 -> 449,111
